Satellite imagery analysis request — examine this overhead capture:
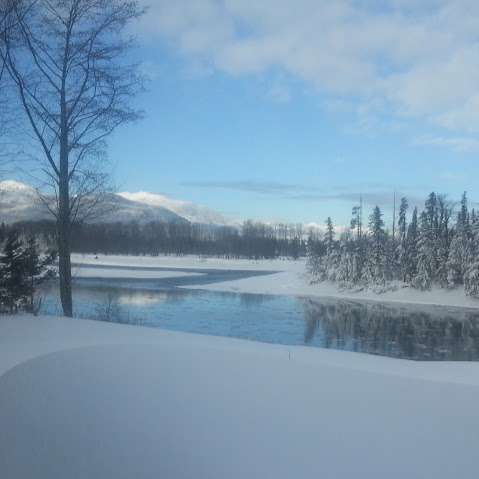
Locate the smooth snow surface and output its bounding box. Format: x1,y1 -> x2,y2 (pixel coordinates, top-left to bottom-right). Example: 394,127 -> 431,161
72,265 -> 204,280
72,254 -> 479,309
1,316 -> 479,479
72,253 -> 288,271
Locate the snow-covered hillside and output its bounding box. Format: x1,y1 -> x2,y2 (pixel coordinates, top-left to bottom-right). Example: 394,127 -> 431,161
0,180 -> 230,226
118,190 -> 231,225
0,180 -> 51,223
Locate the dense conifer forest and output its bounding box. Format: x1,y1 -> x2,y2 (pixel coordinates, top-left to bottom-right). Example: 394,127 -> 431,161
308,192 -> 479,297
2,220 -> 309,259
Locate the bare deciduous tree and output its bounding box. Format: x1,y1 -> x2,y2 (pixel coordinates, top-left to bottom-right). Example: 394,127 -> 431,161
0,0 -> 15,164
1,0 -> 144,316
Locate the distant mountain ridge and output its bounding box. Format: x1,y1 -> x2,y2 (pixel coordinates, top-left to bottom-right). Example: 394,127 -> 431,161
117,190 -> 230,225
0,180 -> 231,226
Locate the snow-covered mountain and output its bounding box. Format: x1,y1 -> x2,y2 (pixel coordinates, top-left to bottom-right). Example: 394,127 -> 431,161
0,180 -> 231,226
0,180 -> 52,223
118,191 -> 230,225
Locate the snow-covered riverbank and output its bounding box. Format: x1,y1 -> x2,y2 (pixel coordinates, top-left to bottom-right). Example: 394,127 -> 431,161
72,253 -> 479,309
1,315 -> 479,479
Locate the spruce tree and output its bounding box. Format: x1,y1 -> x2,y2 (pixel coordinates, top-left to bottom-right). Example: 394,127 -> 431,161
23,235 -> 56,312
397,197 -> 409,281
405,207 -> 419,283
436,195 -> 451,286
351,205 -> 362,240
424,192 -> 440,278
325,217 -> 335,252
414,211 -> 433,290
465,213 -> 479,296
446,192 -> 471,288
324,217 -> 338,281
336,238 -> 351,285
0,231 -> 29,312
366,206 -> 386,284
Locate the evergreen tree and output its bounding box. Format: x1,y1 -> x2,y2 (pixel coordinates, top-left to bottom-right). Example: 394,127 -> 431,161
0,231 -> 29,312
306,230 -> 325,279
366,206 -> 386,284
305,190 -> 479,297
414,211 -> 433,290
447,192 -> 471,287
325,217 -> 335,252
465,214 -> 479,296
350,203 -> 362,240
397,197 -> 409,281
384,232 -> 395,282
436,195 -> 452,286
23,235 -> 56,312
324,218 -> 339,281
405,207 -> 419,282
424,192 -> 440,277
336,235 -> 351,285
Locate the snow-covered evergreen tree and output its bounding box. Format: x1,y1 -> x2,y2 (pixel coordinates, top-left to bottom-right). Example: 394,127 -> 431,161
365,206 -> 386,284
414,211 -> 433,290
305,191 -> 479,298
424,192 -> 439,278
465,215 -> 479,297
325,217 -> 335,252
0,232 -> 56,313
397,197 -> 409,281
435,195 -> 452,287
405,207 -> 419,283
322,217 -> 338,281
23,235 -> 57,313
0,231 -> 29,312
446,192 -> 470,288
336,236 -> 351,285
350,203 -> 362,240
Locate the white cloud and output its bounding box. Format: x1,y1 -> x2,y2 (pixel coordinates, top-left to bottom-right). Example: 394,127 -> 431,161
415,136 -> 479,153
138,0 -> 479,136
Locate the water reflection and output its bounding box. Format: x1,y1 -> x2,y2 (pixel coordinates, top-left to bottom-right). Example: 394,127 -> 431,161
239,293 -> 277,309
40,280 -> 479,361
302,298 -> 479,360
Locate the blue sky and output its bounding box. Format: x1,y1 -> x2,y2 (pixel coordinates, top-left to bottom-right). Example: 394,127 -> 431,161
107,0 -> 479,226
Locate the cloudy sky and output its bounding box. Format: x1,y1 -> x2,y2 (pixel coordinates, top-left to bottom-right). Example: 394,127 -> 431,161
109,0 -> 479,225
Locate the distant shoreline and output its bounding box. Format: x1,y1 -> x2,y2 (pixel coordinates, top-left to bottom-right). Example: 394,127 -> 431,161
70,253 -> 479,310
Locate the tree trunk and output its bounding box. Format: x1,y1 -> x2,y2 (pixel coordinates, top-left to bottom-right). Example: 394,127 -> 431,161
58,89 -> 72,317
58,162 -> 72,317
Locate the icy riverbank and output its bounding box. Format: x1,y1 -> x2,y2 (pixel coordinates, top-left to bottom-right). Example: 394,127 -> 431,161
72,253 -> 479,309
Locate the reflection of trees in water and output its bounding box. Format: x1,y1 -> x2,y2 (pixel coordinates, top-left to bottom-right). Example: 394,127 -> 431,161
302,299 -> 479,360
239,293 -> 273,308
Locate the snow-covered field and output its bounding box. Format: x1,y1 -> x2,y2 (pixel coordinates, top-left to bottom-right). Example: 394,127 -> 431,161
72,265 -> 204,280
71,252 -> 290,271
1,315 -> 479,479
72,253 -> 479,309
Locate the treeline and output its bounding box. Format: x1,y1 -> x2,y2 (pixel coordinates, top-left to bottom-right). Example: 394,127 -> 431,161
308,192 -> 479,297
0,230 -> 56,313
5,220 -> 311,259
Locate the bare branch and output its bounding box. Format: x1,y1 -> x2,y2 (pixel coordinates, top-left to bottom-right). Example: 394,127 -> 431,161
1,0 -> 145,316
